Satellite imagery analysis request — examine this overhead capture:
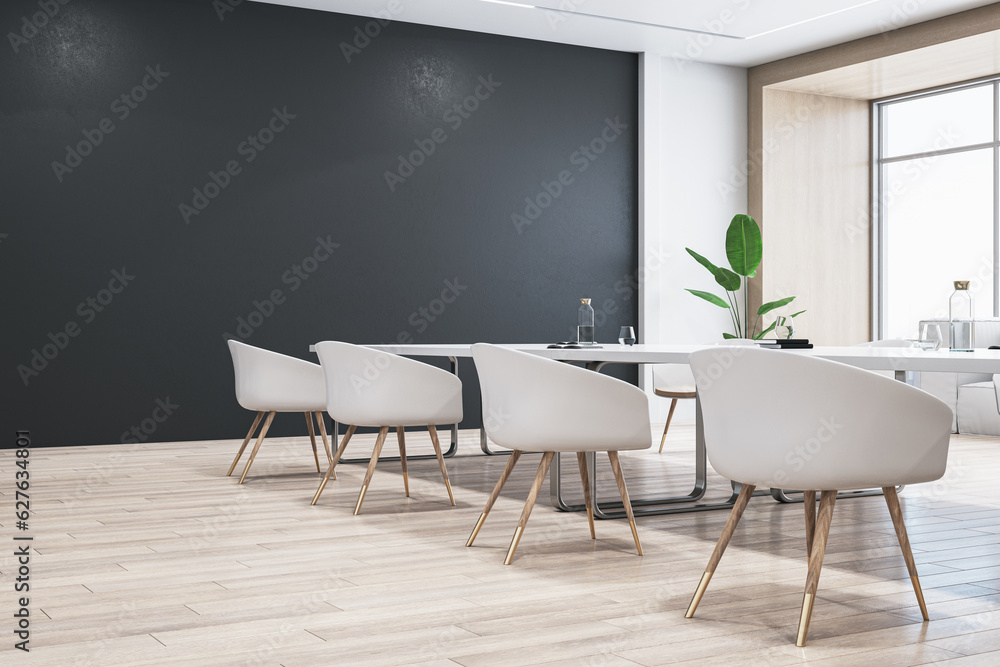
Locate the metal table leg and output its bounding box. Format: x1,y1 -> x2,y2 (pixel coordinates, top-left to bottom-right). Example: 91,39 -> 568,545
550,391 -> 747,517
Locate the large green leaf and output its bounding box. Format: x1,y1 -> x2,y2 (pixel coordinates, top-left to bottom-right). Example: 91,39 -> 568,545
725,214 -> 763,277
714,267 -> 741,291
756,296 -> 796,316
753,321 -> 777,340
686,248 -> 720,276
685,289 -> 730,309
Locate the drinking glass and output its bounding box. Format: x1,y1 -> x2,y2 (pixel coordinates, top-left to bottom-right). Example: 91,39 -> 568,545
618,326 -> 636,346
774,316 -> 794,339
919,322 -> 943,351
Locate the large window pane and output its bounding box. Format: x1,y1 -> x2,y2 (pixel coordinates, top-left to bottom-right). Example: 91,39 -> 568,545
883,148 -> 994,339
883,84 -> 993,158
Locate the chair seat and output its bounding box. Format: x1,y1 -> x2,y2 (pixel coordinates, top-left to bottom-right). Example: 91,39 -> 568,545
654,386 -> 696,399
490,440 -> 648,453
239,399 -> 327,412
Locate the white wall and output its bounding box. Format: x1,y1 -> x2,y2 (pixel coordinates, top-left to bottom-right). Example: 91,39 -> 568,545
640,54 -> 748,423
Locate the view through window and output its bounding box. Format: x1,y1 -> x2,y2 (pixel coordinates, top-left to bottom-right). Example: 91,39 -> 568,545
876,79 -> 999,339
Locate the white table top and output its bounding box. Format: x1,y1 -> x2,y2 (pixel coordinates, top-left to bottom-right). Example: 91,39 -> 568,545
348,342 -> 1000,374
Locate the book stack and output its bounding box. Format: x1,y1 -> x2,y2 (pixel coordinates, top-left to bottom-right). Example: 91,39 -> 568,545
758,338 -> 813,349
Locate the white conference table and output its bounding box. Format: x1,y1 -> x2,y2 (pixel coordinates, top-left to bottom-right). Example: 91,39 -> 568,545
327,343 -> 1000,517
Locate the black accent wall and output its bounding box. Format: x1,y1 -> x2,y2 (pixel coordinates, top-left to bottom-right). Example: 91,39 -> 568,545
2,0 -> 638,447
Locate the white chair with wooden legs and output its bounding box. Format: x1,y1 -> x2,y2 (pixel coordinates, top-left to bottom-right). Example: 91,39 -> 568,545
227,340 -> 335,484
311,341 -> 461,515
685,346 -> 952,647
653,364 -> 696,452
467,344 -> 651,565
654,387 -> 696,452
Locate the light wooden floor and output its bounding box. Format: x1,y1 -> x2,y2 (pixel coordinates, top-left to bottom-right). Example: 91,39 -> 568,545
2,424 -> 999,666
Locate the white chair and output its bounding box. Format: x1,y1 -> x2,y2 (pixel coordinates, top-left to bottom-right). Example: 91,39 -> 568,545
312,341 -> 460,515
686,346 -> 952,646
467,344 -> 652,564
227,340 -> 333,484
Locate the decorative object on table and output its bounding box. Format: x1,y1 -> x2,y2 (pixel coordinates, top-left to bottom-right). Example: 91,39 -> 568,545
577,298 -> 595,345
918,322 -> 943,351
949,281 -> 974,352
757,338 -> 813,349
684,214 -> 804,340
774,315 -> 795,339
618,326 -> 636,346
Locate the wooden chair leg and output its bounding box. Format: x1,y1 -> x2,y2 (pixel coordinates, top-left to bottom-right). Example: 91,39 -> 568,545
238,411 -> 276,484
607,451 -> 642,556
883,485 -> 929,621
314,412 -> 333,464
228,411 -> 264,476
354,426 -> 390,515
305,412 -> 321,473
397,426 -> 409,497
686,482 -> 756,618
577,452 -> 596,539
311,424 -> 356,505
505,451 -> 555,565
796,489 -> 837,647
804,490 -> 817,556
658,399 -> 679,453
467,450 -> 522,547
427,425 -> 455,506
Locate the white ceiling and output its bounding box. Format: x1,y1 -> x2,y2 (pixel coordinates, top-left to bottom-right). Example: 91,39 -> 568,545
253,0 -> 998,67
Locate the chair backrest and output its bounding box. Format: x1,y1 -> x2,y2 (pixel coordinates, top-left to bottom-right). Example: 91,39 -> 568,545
689,346 -> 952,490
313,341 -> 462,427
472,344 -> 651,452
227,339 -> 326,411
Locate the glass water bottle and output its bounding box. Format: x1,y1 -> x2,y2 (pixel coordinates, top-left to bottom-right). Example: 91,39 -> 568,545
577,298 -> 595,345
949,281 -> 974,352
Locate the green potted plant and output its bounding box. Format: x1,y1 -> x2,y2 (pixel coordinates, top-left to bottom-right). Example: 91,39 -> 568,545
685,214 -> 804,340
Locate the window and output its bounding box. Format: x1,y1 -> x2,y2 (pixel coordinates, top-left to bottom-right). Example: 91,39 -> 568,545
875,79 -> 999,339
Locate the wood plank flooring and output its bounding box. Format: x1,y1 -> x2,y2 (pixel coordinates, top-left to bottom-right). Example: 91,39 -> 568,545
1,425 -> 998,665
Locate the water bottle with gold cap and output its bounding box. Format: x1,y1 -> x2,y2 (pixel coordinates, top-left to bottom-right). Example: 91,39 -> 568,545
949,281 -> 974,352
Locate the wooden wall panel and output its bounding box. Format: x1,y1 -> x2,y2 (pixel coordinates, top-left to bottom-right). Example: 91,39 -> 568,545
761,90 -> 871,344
